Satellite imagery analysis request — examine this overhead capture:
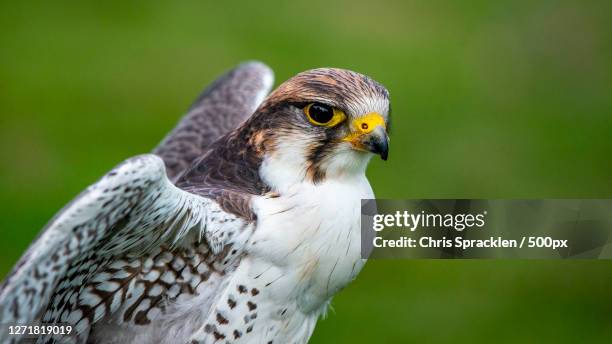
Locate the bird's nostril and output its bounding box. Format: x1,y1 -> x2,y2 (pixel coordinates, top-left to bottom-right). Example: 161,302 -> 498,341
361,123 -> 369,130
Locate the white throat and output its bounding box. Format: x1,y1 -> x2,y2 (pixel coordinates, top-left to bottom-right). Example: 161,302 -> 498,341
259,140 -> 372,193
250,162 -> 374,313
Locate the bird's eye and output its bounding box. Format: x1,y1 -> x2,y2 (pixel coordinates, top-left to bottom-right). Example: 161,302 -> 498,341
304,103 -> 346,127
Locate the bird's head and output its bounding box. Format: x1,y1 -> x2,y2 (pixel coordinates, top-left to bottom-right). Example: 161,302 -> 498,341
237,68 -> 390,189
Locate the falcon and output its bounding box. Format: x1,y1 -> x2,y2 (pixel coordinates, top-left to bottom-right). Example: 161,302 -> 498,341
0,61 -> 390,344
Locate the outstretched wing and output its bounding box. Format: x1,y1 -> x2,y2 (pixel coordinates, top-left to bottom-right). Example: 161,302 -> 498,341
154,61 -> 274,180
0,155 -> 250,333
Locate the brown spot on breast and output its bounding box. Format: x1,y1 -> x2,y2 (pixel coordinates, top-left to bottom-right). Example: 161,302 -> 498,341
213,331 -> 225,340
247,301 -> 257,311
216,312 -> 229,325
228,298 -> 236,309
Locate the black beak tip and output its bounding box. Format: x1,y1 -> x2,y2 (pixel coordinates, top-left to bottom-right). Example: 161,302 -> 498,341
369,137 -> 389,161
362,127 -> 389,161
380,150 -> 388,161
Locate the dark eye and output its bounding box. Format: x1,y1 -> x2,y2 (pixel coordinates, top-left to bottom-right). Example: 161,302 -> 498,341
304,103 -> 346,127
305,103 -> 333,124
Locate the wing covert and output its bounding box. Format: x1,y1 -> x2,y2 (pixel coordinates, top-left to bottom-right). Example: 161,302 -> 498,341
0,155 -> 249,332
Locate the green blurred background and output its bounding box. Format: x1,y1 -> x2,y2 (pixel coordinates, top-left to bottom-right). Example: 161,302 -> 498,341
1,0 -> 611,342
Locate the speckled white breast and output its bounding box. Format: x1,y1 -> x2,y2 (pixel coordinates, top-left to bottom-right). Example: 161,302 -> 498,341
234,175 -> 373,342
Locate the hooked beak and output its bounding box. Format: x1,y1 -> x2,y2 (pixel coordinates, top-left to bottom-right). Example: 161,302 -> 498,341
343,112 -> 389,161
364,126 -> 389,160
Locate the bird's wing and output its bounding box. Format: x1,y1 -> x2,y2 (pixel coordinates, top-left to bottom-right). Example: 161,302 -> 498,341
154,61 -> 274,180
0,154 -> 249,329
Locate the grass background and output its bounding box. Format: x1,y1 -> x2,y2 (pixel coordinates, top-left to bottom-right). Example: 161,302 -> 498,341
0,0 -> 611,342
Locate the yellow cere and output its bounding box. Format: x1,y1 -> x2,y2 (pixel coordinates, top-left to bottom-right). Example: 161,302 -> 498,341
343,112 -> 386,142
352,112 -> 386,134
